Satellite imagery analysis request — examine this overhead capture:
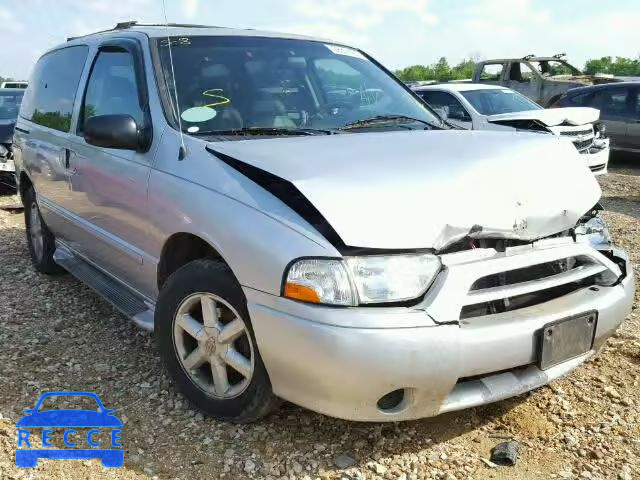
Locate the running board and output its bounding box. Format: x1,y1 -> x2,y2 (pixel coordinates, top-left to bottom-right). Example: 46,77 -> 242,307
53,244 -> 155,332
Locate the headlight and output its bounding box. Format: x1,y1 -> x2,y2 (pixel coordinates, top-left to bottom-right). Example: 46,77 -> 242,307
575,215 -> 611,249
283,258 -> 355,306
594,122 -> 606,139
283,254 -> 441,306
0,144 -> 8,157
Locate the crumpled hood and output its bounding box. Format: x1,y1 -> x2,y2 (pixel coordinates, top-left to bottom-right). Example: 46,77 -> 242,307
487,107 -> 600,127
209,130 -> 601,251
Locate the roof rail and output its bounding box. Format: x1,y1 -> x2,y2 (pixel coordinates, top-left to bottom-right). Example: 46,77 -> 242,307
115,21 -> 220,30
67,21 -> 222,42
114,21 -> 139,30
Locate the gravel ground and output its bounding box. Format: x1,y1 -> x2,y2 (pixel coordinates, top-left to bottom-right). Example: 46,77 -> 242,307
0,157 -> 639,480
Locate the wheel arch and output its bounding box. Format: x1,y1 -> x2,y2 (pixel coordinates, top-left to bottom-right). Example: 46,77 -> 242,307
18,170 -> 33,202
157,232 -> 235,291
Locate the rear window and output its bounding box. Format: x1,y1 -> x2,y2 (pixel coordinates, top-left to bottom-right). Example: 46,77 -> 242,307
38,395 -> 101,412
20,46 -> 89,132
0,90 -> 24,121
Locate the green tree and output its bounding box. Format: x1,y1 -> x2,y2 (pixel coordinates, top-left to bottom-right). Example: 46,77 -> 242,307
584,56 -> 640,76
395,57 -> 477,82
433,57 -> 452,81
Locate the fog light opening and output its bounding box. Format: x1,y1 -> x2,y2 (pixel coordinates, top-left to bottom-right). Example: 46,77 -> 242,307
377,389 -> 406,412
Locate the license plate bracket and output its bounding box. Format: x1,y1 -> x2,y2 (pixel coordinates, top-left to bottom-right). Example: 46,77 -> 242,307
539,311 -> 597,370
0,159 -> 15,172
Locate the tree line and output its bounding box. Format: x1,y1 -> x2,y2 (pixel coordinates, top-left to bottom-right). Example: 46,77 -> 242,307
3,55 -> 640,86
394,56 -> 640,82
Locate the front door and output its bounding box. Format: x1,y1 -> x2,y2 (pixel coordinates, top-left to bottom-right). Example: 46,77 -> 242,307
590,87 -> 633,150
67,44 -> 152,295
626,88 -> 640,151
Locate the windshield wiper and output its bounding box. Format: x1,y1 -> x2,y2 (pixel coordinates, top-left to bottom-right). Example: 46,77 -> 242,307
191,127 -> 335,137
339,114 -> 438,131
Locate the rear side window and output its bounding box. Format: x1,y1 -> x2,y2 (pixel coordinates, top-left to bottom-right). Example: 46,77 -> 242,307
562,91 -> 592,106
590,88 -> 631,116
79,50 -> 143,133
20,46 -> 88,132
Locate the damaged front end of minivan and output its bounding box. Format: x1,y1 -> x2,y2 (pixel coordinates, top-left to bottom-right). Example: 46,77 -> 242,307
206,130 -> 634,421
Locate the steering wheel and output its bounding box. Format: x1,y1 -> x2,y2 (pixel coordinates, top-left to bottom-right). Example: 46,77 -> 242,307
306,99 -> 359,126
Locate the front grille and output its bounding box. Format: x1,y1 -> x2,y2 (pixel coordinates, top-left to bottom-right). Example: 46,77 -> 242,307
560,128 -> 593,138
574,139 -> 594,151
460,255 -> 617,319
559,127 -> 594,152
590,164 -> 606,172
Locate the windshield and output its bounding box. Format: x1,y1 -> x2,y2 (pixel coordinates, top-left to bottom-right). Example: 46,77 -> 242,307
154,36 -> 438,135
530,60 -> 582,77
0,90 -> 24,121
461,89 -> 542,115
37,395 -> 101,412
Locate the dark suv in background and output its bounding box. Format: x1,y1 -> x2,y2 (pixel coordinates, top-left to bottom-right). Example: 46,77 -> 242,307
551,83 -> 640,154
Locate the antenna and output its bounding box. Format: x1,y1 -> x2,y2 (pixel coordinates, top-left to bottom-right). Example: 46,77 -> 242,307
162,0 -> 187,160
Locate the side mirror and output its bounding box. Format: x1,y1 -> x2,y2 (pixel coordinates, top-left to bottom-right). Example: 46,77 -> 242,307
84,114 -> 145,151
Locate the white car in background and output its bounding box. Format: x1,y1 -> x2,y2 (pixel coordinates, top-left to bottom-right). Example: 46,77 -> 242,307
413,84 -> 610,175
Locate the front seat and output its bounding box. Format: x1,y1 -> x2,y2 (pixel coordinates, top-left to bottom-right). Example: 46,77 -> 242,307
249,96 -> 296,128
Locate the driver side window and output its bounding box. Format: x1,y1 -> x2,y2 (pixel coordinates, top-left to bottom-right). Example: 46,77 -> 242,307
79,50 -> 144,134
509,62 -> 535,83
418,91 -> 471,122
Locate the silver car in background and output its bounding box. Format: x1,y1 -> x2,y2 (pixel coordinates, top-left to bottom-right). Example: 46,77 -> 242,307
13,23 -> 634,422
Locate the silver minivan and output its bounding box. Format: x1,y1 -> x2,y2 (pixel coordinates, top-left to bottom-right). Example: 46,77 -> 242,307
13,23 -> 634,422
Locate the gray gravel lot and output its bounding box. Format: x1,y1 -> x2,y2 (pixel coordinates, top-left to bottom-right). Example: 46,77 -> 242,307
0,157 -> 639,480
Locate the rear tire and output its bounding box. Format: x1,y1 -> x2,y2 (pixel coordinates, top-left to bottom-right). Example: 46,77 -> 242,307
23,186 -> 63,274
156,259 -> 279,423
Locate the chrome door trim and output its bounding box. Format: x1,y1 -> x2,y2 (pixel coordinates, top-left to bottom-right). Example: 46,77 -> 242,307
39,195 -> 145,265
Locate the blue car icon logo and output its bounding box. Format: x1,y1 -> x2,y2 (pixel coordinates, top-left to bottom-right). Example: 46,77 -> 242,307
15,391 -> 123,468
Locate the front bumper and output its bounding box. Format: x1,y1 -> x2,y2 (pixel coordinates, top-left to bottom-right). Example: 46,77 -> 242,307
0,143 -> 17,190
246,244 -> 634,421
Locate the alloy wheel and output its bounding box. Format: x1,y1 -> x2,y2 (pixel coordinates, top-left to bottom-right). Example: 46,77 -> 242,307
29,203 -> 44,261
173,292 -> 255,399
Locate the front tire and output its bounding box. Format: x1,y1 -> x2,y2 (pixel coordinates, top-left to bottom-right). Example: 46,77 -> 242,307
156,259 -> 279,423
23,186 -> 63,274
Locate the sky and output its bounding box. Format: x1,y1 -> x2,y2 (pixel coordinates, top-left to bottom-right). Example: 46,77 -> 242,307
1,0 -> 639,80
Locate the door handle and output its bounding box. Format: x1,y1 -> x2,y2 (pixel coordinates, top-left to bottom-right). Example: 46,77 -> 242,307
63,148 -> 77,175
